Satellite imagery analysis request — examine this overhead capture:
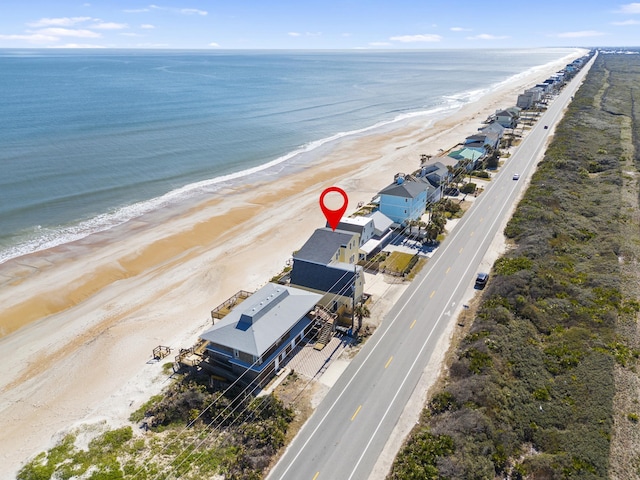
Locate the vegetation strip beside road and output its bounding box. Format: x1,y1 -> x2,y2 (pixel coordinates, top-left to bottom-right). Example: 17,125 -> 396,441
389,51 -> 640,479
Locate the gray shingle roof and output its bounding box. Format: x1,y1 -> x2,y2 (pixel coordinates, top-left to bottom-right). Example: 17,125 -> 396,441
200,283 -> 322,358
293,228 -> 356,264
378,179 -> 427,199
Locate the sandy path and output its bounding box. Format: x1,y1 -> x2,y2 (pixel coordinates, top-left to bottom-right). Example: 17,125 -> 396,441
0,51 -> 583,477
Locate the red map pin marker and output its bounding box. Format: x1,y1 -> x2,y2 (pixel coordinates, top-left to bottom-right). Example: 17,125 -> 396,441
320,186 -> 349,231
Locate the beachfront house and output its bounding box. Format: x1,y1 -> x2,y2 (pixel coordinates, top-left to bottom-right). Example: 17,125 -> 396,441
517,87 -> 545,109
334,214 -> 398,258
448,147 -> 483,170
464,131 -> 500,152
367,210 -> 394,237
357,210 -> 395,257
377,174 -> 428,225
289,227 -> 364,312
495,109 -> 519,129
517,92 -> 535,109
200,283 -> 322,386
334,217 -> 375,248
479,121 -> 505,138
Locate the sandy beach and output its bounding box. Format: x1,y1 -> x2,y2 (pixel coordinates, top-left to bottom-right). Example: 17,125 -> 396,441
0,51 -> 584,477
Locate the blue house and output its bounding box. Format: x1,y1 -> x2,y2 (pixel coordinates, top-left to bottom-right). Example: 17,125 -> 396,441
378,175 -> 428,225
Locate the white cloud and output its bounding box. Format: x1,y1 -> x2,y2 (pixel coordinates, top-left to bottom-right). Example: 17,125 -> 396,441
35,27 -> 102,38
120,32 -> 143,37
450,27 -> 471,32
0,33 -> 58,43
466,33 -> 509,40
124,8 -> 150,13
209,42 -> 220,47
611,19 -> 640,25
28,17 -> 93,27
369,41 -> 391,46
148,5 -> 208,15
389,34 -> 442,42
48,43 -> 106,48
92,22 -> 128,30
556,30 -> 605,38
180,8 -> 207,15
341,33 -> 351,37
141,24 -> 155,29
617,3 -> 640,13
288,31 -> 321,37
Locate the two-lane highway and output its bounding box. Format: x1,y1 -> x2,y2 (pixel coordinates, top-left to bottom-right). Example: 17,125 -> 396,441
267,53 -> 595,480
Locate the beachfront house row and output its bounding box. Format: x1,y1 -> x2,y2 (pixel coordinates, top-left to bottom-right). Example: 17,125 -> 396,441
289,227 -> 365,312
377,174 -> 428,225
200,283 -> 323,386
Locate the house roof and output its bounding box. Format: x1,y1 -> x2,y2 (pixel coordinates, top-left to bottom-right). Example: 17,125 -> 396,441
200,283 -> 322,358
427,155 -> 458,168
495,109 -> 515,118
366,211 -> 394,235
479,121 -> 505,136
378,178 -> 427,199
290,260 -> 360,297
448,148 -> 483,161
294,227 -> 357,264
421,161 -> 448,177
335,216 -> 373,235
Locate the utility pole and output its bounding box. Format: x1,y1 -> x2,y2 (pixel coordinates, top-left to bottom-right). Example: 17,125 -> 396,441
351,263 -> 356,335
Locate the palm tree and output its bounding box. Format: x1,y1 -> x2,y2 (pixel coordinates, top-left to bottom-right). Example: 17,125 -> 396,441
353,303 -> 370,331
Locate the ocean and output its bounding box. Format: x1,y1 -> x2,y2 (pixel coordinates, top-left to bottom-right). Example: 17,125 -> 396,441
0,48 -> 578,264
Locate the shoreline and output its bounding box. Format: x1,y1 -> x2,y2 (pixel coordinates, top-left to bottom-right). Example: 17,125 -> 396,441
0,50 -> 586,476
0,49 -> 581,268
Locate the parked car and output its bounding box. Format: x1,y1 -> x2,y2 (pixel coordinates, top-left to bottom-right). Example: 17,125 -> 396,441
475,272 -> 489,289
544,125 -> 548,129
512,173 -> 520,180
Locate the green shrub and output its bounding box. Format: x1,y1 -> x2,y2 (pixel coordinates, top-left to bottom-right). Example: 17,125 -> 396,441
460,182 -> 477,194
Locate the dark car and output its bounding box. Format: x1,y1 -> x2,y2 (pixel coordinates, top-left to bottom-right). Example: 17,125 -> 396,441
544,125 -> 548,129
475,272 -> 489,289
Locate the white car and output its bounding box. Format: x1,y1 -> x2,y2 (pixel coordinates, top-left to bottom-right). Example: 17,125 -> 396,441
512,173 -> 520,180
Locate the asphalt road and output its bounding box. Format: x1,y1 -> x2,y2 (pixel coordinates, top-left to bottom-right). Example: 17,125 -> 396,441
267,53 -> 595,480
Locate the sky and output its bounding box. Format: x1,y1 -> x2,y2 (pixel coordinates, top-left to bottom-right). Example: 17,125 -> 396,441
0,1 -> 639,49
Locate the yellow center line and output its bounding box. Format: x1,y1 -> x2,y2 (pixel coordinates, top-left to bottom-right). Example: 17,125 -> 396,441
470,231 -> 474,237
385,356 -> 393,369
459,247 -> 464,253
446,266 -> 451,274
410,319 -> 417,329
430,290 -> 435,298
351,405 -> 362,421
312,472 -> 320,480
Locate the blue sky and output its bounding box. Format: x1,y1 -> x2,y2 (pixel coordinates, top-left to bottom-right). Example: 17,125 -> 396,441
0,1 -> 639,49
